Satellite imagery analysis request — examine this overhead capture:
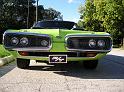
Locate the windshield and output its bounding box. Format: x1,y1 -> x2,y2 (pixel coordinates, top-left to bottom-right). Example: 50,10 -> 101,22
32,21 -> 75,30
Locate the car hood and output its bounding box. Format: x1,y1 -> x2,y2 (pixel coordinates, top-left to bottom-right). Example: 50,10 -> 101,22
7,29 -> 109,42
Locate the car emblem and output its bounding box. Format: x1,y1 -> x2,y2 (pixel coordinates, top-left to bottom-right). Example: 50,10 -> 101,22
49,55 -> 67,63
52,57 -> 64,62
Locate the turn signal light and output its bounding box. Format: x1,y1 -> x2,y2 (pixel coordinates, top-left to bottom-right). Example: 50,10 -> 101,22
86,52 -> 97,57
18,51 -> 29,56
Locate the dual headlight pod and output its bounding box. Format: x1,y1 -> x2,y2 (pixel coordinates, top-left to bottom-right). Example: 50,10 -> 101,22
11,37 -> 29,46
11,37 -> 49,47
89,39 -> 105,48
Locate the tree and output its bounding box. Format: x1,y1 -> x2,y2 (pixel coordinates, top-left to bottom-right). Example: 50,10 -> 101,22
78,0 -> 104,32
94,0 -> 124,46
43,8 -> 62,20
0,0 -> 36,29
78,0 -> 124,46
0,0 -> 62,43
0,0 -> 62,30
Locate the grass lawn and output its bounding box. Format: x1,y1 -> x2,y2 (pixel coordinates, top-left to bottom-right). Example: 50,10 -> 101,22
0,45 -> 11,58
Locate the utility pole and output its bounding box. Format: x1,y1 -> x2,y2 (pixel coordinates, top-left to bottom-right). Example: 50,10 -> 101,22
36,0 -> 38,23
27,0 -> 30,28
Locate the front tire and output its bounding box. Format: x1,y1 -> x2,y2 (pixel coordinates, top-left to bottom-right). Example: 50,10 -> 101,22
17,58 -> 30,69
83,60 -> 98,69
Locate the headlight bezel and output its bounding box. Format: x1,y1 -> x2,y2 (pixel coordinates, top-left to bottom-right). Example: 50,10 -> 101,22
89,39 -> 96,48
65,35 -> 112,52
3,32 -> 52,51
41,40 -> 49,47
11,37 -> 19,45
97,40 -> 105,48
20,37 -> 29,46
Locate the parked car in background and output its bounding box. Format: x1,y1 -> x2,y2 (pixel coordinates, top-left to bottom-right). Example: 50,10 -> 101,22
3,20 -> 112,69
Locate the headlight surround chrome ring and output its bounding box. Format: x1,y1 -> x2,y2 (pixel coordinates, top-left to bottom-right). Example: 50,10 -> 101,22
89,39 -> 96,48
11,37 -> 19,45
97,40 -> 105,47
20,37 -> 29,46
41,40 -> 49,47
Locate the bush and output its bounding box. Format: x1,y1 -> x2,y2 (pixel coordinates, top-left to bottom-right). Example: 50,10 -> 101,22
0,45 -> 11,58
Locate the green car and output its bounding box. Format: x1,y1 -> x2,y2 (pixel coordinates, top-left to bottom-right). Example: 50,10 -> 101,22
3,20 -> 112,69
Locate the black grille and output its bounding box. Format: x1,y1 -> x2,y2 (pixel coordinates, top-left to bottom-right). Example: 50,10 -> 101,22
24,52 -> 91,57
4,33 -> 51,48
67,37 -> 112,51
28,52 -> 77,57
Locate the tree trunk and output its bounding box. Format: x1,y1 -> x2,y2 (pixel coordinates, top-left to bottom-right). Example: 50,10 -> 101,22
122,37 -> 124,48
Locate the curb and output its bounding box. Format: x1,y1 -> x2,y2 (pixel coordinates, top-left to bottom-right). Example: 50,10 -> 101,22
0,55 -> 15,67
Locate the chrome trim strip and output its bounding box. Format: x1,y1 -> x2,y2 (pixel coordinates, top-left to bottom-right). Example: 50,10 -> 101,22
3,31 -> 50,37
65,48 -> 112,52
3,32 -> 52,51
6,47 -> 51,52
65,34 -> 111,40
17,55 -> 98,59
65,34 -> 112,52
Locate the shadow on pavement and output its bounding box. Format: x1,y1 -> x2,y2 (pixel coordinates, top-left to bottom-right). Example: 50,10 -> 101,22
0,61 -> 16,77
28,54 -> 124,79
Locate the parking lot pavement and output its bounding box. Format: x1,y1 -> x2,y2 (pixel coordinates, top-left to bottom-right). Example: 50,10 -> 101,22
0,49 -> 124,92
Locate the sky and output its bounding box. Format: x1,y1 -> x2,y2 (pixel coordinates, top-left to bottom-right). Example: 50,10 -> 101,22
38,0 -> 85,23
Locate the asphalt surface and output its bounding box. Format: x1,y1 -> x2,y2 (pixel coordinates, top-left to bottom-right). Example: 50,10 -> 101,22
0,49 -> 124,92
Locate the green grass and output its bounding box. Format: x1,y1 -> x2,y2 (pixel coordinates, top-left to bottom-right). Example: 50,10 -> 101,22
0,45 -> 11,58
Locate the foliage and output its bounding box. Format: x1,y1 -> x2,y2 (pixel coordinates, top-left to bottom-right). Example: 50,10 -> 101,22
43,8 -> 62,20
77,20 -> 84,28
0,45 -> 10,58
78,0 -> 104,32
0,0 -> 35,29
94,0 -> 124,40
0,0 -> 62,30
78,0 -> 124,45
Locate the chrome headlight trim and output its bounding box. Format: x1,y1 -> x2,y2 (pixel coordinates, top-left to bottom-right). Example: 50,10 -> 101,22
97,40 -> 105,47
11,37 -> 19,45
41,40 -> 49,47
89,39 -> 96,48
3,32 -> 52,51
65,34 -> 112,52
20,37 -> 29,46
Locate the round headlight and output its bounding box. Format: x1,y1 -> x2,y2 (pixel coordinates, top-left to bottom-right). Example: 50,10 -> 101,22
89,39 -> 96,48
41,40 -> 49,47
11,37 -> 19,45
97,40 -> 105,47
20,37 -> 28,46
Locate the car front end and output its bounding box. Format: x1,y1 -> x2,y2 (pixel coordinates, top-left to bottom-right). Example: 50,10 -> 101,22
3,21 -> 112,69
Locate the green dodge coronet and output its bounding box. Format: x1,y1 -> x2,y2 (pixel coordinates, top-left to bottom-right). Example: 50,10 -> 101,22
3,20 -> 112,69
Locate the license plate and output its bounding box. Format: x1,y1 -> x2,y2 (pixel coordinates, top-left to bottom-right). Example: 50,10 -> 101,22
49,55 -> 67,63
